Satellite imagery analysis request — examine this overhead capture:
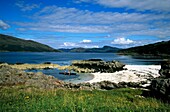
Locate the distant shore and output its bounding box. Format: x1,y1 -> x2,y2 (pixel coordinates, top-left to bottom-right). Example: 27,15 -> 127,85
87,65 -> 161,85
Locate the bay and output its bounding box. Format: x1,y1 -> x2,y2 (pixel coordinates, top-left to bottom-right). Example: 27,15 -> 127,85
0,52 -> 163,65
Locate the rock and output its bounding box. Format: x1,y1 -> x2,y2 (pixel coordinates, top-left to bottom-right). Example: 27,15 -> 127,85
118,81 -> 148,88
43,62 -> 52,64
150,60 -> 170,101
88,59 -> 103,61
24,72 -> 65,89
15,62 -> 24,65
159,60 -> 170,78
71,59 -> 125,73
99,81 -> 119,90
150,78 -> 170,101
0,64 -> 65,89
0,62 -> 5,64
0,65 -> 29,86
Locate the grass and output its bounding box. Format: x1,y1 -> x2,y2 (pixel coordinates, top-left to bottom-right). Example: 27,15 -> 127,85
0,86 -> 170,112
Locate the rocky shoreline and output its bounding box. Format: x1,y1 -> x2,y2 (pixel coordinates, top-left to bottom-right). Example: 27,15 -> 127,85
0,64 -> 148,90
2,59 -> 125,73
0,59 -> 170,102
0,64 -> 158,90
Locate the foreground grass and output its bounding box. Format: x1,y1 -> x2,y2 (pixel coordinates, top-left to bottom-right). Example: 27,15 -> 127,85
0,87 -> 169,112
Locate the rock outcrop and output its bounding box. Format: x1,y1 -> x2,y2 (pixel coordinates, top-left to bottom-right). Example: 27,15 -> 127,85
150,60 -> 170,101
63,81 -> 147,90
0,65 -> 64,89
159,60 -> 170,78
71,59 -> 125,73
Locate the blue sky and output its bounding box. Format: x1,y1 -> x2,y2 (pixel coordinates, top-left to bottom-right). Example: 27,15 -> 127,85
0,0 -> 170,48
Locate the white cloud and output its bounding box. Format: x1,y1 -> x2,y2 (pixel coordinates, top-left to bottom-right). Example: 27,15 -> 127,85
0,20 -> 10,30
80,39 -> 92,43
84,45 -> 99,48
76,0 -> 170,12
15,1 -> 40,11
111,37 -> 134,45
34,6 -> 169,24
63,42 -> 77,47
62,40 -> 100,48
15,6 -> 170,38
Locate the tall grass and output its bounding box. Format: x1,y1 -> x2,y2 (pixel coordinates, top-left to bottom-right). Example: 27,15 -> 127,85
0,86 -> 169,112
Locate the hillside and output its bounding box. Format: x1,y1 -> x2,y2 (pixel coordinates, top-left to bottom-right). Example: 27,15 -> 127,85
0,34 -> 60,52
59,46 -> 120,53
119,40 -> 170,57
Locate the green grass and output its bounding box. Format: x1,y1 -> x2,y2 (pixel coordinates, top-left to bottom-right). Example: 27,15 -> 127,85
0,86 -> 170,112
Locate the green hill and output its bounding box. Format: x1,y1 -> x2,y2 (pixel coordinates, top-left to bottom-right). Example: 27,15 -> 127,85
119,40 -> 170,57
59,46 -> 120,53
0,34 -> 60,52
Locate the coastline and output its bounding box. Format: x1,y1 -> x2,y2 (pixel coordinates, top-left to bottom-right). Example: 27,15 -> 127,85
1,63 -> 161,85
86,65 -> 161,84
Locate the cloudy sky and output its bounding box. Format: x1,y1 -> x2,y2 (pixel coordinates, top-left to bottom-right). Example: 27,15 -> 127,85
0,0 -> 170,48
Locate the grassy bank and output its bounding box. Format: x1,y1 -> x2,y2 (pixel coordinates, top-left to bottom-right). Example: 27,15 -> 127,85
0,87 -> 169,112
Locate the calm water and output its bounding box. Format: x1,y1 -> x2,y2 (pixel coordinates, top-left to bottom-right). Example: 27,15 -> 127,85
0,52 -> 163,83
0,52 -> 163,65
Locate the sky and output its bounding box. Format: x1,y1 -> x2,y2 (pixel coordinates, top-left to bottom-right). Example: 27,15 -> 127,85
0,0 -> 170,49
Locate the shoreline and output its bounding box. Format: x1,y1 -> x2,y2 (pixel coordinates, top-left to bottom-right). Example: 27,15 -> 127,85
1,63 -> 161,85
86,65 -> 161,84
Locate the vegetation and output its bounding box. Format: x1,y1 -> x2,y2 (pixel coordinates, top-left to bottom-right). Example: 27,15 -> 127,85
0,34 -> 60,52
118,40 -> 170,57
59,46 -> 120,53
0,87 -> 169,112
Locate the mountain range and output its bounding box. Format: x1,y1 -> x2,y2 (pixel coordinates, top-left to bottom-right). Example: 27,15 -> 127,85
59,46 -> 120,53
0,33 -> 170,57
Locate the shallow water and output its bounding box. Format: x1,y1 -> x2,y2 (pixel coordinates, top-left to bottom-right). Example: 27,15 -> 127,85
26,69 -> 94,84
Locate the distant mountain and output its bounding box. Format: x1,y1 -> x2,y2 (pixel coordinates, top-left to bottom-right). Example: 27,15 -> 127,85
59,46 -> 120,53
0,34 -> 60,52
58,48 -> 73,52
118,40 -> 170,57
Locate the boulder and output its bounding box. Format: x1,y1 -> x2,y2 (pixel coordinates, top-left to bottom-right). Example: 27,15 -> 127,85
150,60 -> 170,101
98,81 -> 119,90
71,59 -> 125,73
159,60 -> 170,78
150,78 -> 170,101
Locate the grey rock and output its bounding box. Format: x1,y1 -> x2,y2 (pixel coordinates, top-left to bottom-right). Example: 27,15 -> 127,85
71,59 -> 125,73
0,65 -> 64,89
159,60 -> 170,78
150,78 -> 170,100
150,60 -> 170,101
